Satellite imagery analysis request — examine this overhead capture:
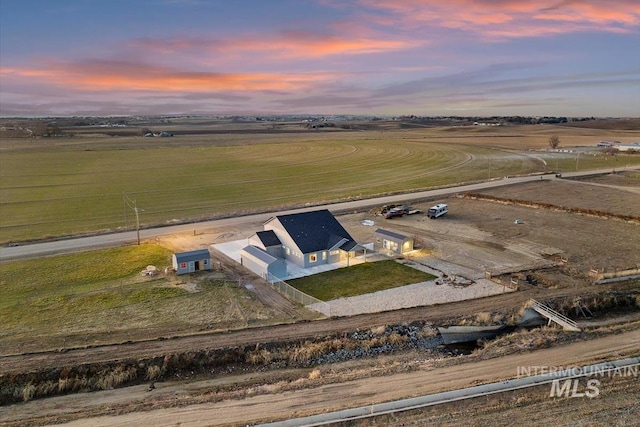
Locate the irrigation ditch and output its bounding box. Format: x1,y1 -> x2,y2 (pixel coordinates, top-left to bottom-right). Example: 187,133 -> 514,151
1,291 -> 638,406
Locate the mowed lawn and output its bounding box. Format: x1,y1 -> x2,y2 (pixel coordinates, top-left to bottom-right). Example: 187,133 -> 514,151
288,260 -> 436,301
0,244 -> 280,353
2,124 -> 639,243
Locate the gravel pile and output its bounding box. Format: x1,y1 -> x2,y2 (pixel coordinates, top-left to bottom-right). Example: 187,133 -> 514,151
308,324 -> 444,366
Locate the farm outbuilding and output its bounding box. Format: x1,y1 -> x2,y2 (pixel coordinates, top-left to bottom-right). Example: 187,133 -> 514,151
375,228 -> 413,254
241,245 -> 287,280
172,249 -> 211,275
616,142 -> 640,152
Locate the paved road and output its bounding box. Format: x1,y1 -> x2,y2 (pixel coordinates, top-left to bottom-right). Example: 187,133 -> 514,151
1,166 -> 635,262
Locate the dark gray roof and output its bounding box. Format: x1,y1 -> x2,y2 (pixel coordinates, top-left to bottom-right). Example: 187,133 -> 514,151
255,230 -> 281,247
339,240 -> 361,251
374,228 -> 408,241
174,249 -> 210,263
272,209 -> 358,254
241,245 -> 278,264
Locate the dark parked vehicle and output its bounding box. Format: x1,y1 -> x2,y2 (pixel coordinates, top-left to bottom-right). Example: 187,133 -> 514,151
384,208 -> 405,219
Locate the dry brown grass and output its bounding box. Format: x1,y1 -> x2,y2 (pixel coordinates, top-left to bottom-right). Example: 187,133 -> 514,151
308,368 -> 322,380
475,312 -> 493,324
370,325 -> 387,335
146,365 -> 162,381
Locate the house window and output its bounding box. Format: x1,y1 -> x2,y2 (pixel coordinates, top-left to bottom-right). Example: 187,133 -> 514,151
322,252 -> 327,260
330,250 -> 339,256
180,262 -> 187,269
310,254 -> 317,262
384,240 -> 399,252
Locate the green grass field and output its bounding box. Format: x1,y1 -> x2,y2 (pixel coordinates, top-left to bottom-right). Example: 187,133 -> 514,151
1,123 -> 639,243
288,260 -> 436,301
0,244 -> 292,352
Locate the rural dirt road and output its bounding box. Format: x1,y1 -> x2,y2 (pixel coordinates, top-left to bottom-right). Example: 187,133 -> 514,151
2,167 -> 635,262
5,329 -> 637,427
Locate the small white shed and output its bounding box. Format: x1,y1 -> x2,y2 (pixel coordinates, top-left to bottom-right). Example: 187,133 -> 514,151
374,229 -> 414,254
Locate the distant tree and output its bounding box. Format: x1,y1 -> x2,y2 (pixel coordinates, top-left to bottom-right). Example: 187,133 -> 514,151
28,121 -> 48,137
549,135 -> 560,149
45,124 -> 62,137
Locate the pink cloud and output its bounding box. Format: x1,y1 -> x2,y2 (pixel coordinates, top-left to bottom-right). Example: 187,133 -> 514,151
129,31 -> 421,59
0,61 -> 340,93
359,0 -> 640,38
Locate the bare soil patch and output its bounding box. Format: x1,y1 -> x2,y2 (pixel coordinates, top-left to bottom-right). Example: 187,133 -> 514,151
341,179 -> 639,286
581,170 -> 640,187
476,177 -> 640,217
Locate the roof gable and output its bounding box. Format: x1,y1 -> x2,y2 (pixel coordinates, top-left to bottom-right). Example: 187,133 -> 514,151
255,230 -> 281,247
274,209 -> 357,254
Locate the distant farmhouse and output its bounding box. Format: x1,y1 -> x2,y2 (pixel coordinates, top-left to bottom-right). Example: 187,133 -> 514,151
597,140 -> 640,152
241,209 -> 364,279
616,142 -> 640,152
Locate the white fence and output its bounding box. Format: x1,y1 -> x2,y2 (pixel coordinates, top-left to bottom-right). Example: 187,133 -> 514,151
267,274 -> 331,316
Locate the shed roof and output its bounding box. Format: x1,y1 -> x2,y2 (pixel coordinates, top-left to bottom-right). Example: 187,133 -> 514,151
375,228 -> 409,241
268,209 -> 359,254
241,245 -> 278,265
174,249 -> 210,263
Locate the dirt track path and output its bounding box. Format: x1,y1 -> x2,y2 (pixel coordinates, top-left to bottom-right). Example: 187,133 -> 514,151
5,329 -> 637,427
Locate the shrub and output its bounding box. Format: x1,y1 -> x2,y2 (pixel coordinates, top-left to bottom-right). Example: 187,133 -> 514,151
21,383 -> 36,402
146,365 -> 162,380
308,368 -> 322,380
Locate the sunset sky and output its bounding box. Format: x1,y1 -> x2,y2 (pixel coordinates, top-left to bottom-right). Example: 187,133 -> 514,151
1,0 -> 639,117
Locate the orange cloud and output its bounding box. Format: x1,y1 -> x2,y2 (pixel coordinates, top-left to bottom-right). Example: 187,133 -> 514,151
359,0 -> 640,38
0,62 -> 339,92
130,31 -> 421,59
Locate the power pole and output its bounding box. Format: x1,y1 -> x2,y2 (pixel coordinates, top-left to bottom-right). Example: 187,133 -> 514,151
134,201 -> 140,245
123,192 -> 142,245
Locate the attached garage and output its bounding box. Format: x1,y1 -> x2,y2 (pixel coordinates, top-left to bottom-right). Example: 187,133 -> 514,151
241,245 -> 287,281
172,249 -> 211,275
374,228 -> 413,255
